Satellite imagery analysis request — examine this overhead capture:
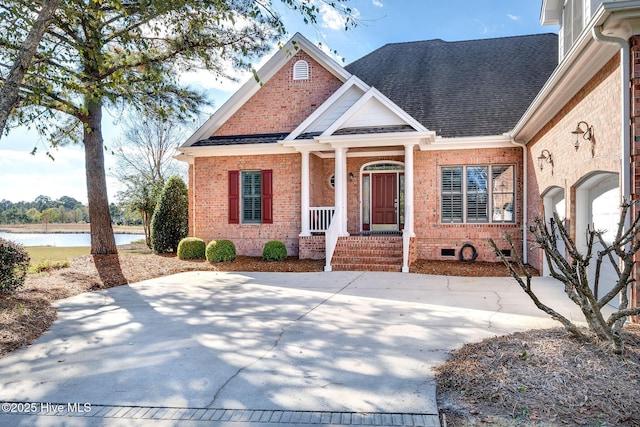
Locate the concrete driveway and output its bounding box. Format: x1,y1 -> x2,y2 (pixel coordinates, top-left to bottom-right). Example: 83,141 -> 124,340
0,271 -> 585,426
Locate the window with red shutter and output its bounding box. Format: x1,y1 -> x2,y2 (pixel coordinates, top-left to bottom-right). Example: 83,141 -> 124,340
262,169 -> 273,224
228,170 -> 239,224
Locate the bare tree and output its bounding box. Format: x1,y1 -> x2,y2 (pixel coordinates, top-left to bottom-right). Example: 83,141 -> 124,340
112,112 -> 187,247
489,201 -> 640,354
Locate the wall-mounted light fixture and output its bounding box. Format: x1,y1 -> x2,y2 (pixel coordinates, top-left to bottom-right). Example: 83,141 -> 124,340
349,172 -> 355,181
571,121 -> 595,155
537,149 -> 554,174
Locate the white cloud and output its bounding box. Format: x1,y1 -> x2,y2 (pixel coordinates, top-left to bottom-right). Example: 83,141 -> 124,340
318,3 -> 360,30
372,0 -> 384,7
508,14 -> 521,21
316,40 -> 346,63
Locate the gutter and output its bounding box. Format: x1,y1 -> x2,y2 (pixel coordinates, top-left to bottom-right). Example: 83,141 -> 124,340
508,136 -> 528,264
591,26 -> 631,226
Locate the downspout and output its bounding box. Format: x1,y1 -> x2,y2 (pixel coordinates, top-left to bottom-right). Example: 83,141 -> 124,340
591,26 -> 631,226
509,138 -> 528,264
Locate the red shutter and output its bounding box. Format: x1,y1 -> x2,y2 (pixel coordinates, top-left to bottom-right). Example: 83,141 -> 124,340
262,169 -> 273,224
228,170 -> 239,224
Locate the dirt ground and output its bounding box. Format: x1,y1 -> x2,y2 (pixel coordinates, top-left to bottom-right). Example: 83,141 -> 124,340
1,249 -> 638,426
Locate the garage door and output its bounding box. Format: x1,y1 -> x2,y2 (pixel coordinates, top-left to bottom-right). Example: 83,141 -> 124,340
576,174 -> 620,307
589,176 -> 619,303
542,187 -> 566,277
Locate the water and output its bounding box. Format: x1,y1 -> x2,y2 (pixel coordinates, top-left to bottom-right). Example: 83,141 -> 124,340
0,232 -> 146,247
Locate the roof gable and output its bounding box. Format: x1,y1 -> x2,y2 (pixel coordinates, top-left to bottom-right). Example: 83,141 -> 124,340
323,86 -> 427,136
182,33 -> 352,147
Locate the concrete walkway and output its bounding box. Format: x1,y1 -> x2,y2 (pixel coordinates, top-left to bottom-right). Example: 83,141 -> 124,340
0,271 -> 591,426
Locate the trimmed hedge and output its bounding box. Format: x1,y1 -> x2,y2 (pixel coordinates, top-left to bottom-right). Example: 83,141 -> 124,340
262,240 -> 287,262
177,237 -> 206,260
206,240 -> 236,263
0,238 -> 30,292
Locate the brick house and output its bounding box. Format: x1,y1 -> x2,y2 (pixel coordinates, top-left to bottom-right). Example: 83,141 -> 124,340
178,32 -> 556,272
178,0 -> 640,310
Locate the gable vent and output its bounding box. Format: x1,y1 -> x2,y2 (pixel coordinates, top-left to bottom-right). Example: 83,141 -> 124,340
293,60 -> 309,80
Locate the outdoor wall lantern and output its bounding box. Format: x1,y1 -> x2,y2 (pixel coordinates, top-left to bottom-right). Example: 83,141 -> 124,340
537,149 -> 554,174
571,121 -> 595,155
349,172 -> 355,181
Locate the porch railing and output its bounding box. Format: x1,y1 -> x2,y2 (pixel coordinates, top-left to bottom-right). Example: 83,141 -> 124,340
324,207 -> 340,272
309,206 -> 335,233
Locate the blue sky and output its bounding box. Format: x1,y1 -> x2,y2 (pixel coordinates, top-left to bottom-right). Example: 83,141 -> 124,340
0,1 -> 557,204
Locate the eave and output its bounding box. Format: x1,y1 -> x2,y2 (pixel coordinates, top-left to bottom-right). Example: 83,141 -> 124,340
512,2 -> 640,144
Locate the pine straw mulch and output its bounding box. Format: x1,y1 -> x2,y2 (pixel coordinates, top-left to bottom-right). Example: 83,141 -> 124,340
437,326 -> 640,426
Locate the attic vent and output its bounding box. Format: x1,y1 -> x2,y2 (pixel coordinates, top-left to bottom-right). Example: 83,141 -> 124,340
293,60 -> 309,80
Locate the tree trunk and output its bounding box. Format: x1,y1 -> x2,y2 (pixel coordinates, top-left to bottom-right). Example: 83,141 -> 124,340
0,0 -> 61,136
84,101 -> 117,255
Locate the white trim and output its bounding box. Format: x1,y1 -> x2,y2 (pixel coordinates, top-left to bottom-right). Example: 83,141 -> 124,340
419,135 -> 513,151
322,87 -> 428,136
541,0 -> 563,25
179,144 -> 296,158
285,75 -> 370,140
359,160 -> 406,234
318,131 -> 435,147
181,33 -> 352,148
512,3 -> 640,143
293,60 -> 309,80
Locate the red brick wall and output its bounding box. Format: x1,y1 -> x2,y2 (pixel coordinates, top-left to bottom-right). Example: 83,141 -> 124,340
310,151 -> 523,262
630,36 -> 640,319
413,148 -> 524,262
191,154 -> 301,257
526,53 -> 621,272
213,52 -> 343,136
299,235 -> 325,259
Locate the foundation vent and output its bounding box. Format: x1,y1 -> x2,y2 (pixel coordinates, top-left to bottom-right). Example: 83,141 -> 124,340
441,248 -> 455,257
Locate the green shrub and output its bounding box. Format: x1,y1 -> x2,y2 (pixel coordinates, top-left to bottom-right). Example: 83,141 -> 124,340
262,240 -> 287,262
0,238 -> 30,292
177,237 -> 206,260
206,240 -> 236,263
151,176 -> 189,253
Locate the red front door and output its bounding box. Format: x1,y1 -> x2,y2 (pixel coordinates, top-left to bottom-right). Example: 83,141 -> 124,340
372,173 -> 397,229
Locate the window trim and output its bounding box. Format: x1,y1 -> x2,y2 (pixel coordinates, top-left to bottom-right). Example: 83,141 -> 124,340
440,164 -> 516,224
228,169 -> 273,225
241,170 -> 262,224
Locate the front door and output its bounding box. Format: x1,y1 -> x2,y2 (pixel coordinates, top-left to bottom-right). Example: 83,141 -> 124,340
371,173 -> 398,231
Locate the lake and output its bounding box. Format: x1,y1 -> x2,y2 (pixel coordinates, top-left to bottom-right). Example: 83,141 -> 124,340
0,232 -> 146,247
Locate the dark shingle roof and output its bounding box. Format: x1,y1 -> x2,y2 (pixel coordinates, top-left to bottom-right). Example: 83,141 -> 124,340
345,34 -> 558,138
193,133 -> 289,146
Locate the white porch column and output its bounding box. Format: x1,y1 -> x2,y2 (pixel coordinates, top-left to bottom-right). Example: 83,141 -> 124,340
299,148 -> 311,237
402,144 -> 416,273
334,146 -> 349,236
342,147 -> 349,235
404,143 -> 416,236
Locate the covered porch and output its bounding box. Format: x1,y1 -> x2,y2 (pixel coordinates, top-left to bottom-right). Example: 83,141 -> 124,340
289,132 -> 432,272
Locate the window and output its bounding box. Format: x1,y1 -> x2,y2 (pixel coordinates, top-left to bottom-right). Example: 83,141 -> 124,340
441,167 -> 463,223
228,170 -> 272,224
242,171 -> 262,223
440,165 -> 515,223
293,60 -> 309,80
562,0 -> 584,56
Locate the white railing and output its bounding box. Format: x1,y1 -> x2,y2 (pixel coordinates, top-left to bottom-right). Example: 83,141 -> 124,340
309,206 -> 335,233
402,228 -> 411,272
324,207 -> 340,272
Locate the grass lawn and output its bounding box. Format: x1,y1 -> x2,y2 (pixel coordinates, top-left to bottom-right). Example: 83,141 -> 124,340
26,246 -> 90,264
25,243 -> 151,265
